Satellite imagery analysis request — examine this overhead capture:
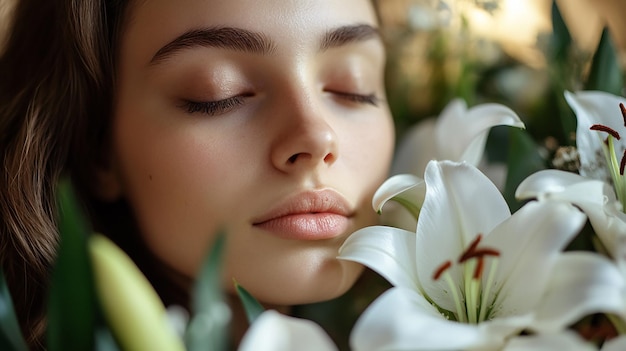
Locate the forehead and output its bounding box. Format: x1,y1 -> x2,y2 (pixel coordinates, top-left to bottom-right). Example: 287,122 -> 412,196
121,0 -> 379,66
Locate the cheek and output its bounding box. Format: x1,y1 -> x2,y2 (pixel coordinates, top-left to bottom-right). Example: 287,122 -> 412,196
111,109 -> 247,277
335,111 -> 395,230
345,113 -> 395,190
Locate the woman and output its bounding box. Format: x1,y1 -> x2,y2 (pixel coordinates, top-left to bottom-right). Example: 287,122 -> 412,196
0,0 -> 395,348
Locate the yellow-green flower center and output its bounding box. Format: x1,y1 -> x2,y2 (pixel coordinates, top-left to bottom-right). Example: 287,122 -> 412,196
432,234 -> 500,324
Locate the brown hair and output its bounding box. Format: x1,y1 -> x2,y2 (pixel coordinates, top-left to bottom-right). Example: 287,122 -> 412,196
0,0 -> 129,347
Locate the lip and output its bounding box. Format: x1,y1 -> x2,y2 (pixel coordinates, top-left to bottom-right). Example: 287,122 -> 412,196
252,189 -> 354,240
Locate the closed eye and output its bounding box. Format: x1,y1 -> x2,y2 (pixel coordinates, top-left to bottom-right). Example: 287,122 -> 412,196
180,94 -> 252,116
329,91 -> 380,107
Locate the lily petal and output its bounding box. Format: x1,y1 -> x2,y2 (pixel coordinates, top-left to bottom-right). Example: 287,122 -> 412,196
564,90 -> 626,182
338,226 -> 419,290
350,287 -> 507,351
516,169 -> 626,255
531,252 -> 626,333
372,174 -> 426,219
238,310 -> 337,351
391,99 -> 525,178
603,335 -> 626,351
504,332 -> 595,351
416,160 -> 510,311
482,200 -> 587,318
437,99 -> 525,165
391,118 -> 437,177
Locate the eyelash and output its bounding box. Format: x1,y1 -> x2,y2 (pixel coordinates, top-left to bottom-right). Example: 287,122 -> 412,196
181,91 -> 380,116
181,96 -> 246,116
331,91 -> 380,107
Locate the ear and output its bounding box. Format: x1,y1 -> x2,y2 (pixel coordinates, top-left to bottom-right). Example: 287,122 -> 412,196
92,158 -> 123,202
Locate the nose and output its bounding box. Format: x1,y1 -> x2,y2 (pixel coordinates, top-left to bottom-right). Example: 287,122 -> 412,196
270,104 -> 339,173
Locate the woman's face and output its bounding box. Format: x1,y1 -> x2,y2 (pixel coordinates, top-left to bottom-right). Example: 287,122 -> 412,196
108,0 -> 394,304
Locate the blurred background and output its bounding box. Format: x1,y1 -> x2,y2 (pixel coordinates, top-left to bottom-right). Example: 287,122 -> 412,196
375,0 -> 625,135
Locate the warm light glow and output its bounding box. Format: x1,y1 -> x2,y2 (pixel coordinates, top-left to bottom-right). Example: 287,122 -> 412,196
465,0 -> 552,67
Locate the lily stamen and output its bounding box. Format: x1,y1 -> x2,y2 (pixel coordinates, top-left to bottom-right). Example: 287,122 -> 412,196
590,124 -> 621,139
433,260 -> 453,280
589,106 -> 626,209
432,261 -> 467,323
459,234 -> 483,261
432,234 -> 503,324
473,257 -> 484,280
459,248 -> 501,263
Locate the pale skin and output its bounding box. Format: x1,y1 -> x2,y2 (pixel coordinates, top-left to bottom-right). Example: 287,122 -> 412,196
98,0 -> 395,305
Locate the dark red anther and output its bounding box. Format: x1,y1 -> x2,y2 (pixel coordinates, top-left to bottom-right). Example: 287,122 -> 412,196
590,124 -> 621,140
620,103 -> 626,127
473,257 -> 484,279
433,260 -> 453,280
459,234 -> 483,263
459,248 -> 501,263
621,149 -> 626,176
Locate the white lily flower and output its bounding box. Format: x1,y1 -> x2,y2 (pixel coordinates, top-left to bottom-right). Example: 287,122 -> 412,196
386,99 -> 524,230
391,98 -> 524,177
339,160 -> 587,351
238,310 -> 337,351
516,169 -> 626,257
564,90 -> 626,208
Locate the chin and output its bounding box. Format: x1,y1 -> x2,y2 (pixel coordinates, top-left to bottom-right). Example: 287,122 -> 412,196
224,255 -> 364,306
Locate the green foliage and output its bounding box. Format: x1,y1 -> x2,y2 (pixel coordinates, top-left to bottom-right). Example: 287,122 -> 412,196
234,281 -> 265,324
0,271 -> 27,351
47,179 -> 97,351
585,28 -> 624,95
503,128 -> 546,212
547,0 -> 577,145
185,231 -> 230,351
549,0 -> 572,65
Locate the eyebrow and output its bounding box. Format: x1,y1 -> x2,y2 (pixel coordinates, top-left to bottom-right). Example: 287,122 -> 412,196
319,24 -> 380,51
150,27 -> 276,64
150,24 -> 380,65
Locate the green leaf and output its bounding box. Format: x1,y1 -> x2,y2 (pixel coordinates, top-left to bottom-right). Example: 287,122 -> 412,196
547,0 -> 578,144
185,230 -> 230,351
549,0 -> 572,64
0,271 -> 28,351
46,179 -> 96,351
234,280 -> 264,324
503,128 -> 546,212
585,28 -> 624,95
